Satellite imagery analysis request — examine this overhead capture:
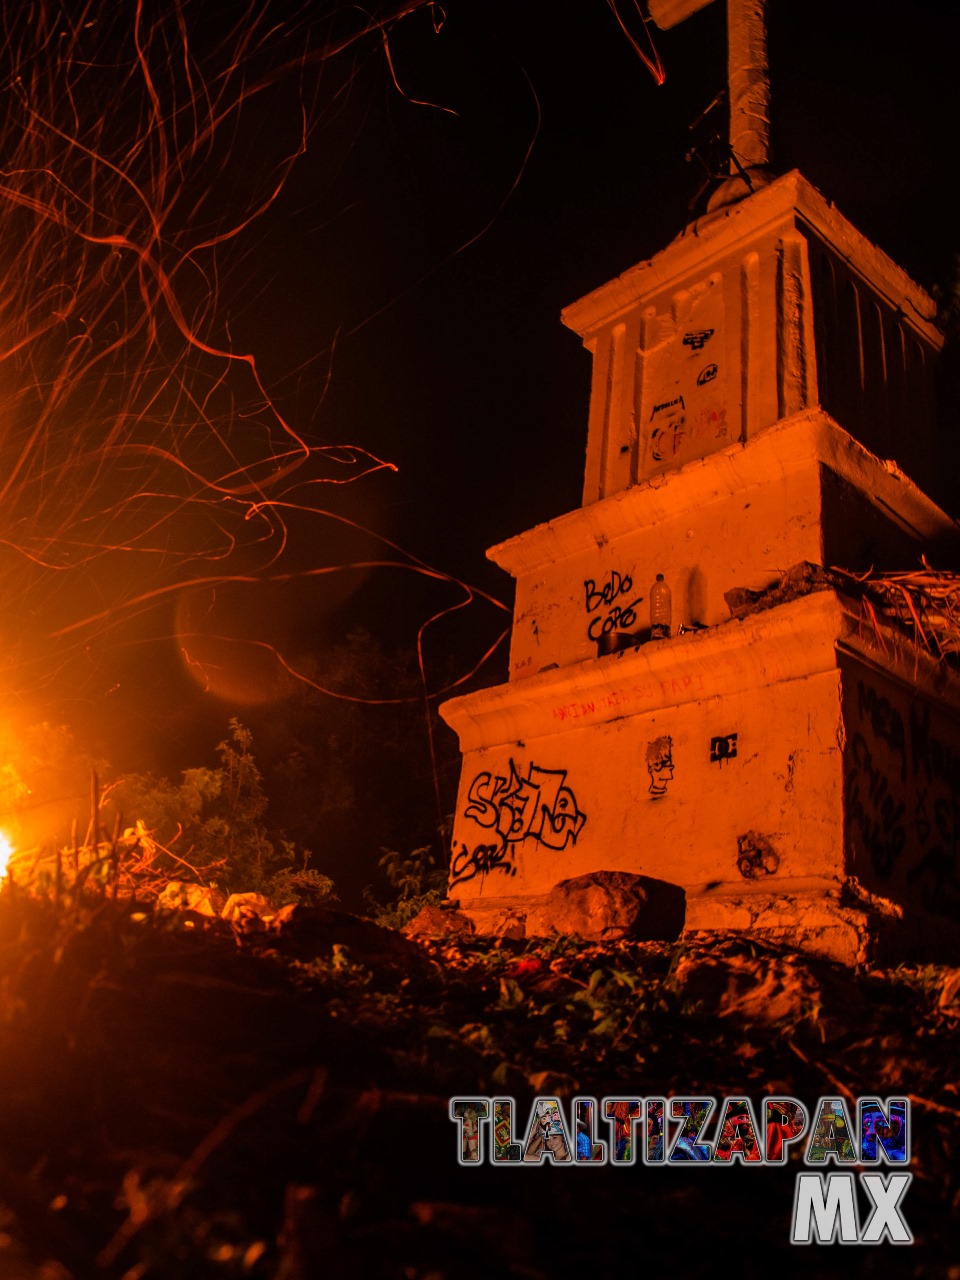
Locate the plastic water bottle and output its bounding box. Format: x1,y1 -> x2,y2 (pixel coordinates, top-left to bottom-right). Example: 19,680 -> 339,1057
650,574 -> 671,639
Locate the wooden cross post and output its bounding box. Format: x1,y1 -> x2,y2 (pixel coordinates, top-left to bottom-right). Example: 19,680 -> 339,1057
648,0 -> 772,207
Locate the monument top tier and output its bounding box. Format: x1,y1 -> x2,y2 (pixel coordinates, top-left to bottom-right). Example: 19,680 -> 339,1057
563,169 -> 944,510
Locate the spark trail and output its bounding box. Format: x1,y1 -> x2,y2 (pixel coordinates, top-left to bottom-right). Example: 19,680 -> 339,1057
0,0 -> 508,720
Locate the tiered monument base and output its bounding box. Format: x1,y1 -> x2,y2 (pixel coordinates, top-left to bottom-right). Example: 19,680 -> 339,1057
441,589 -> 960,965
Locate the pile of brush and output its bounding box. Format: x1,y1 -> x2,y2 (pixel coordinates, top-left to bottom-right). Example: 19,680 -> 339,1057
835,559 -> 960,663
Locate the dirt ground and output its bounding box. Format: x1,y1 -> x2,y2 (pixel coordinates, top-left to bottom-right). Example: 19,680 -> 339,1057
0,896 -> 957,1278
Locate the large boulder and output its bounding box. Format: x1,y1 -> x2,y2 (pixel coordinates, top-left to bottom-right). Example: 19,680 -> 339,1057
524,871 -> 684,942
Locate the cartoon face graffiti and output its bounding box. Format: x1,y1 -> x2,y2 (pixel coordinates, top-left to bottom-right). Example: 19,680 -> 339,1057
646,735 -> 674,798
649,395 -> 685,463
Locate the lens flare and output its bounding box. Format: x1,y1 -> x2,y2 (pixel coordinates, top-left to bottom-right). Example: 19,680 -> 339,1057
0,0 -> 508,732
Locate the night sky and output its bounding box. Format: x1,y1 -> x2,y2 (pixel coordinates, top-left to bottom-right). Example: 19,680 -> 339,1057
3,0 -> 959,892
297,0 -> 960,563
246,0 -> 960,747
244,0 -> 960,654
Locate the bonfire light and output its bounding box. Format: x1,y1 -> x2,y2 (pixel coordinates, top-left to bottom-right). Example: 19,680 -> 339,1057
0,832 -> 13,882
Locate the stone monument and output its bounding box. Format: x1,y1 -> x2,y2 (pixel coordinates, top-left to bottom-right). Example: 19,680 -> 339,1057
438,0 -> 960,963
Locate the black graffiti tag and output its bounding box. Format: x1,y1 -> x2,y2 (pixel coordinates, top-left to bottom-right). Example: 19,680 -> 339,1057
710,733 -> 738,765
857,680 -> 906,783
584,571 -> 641,642
649,395 -> 686,463
682,330 -> 714,352
449,840 -> 516,888
464,759 -> 587,851
585,570 -> 632,613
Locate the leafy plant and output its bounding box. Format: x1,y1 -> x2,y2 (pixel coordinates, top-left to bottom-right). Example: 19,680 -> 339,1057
106,719 -> 335,905
364,842 -> 448,928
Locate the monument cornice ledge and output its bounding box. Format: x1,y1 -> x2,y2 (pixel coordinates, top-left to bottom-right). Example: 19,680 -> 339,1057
441,590 -> 846,751
440,590 -> 960,753
560,169 -> 940,343
487,410 -> 958,577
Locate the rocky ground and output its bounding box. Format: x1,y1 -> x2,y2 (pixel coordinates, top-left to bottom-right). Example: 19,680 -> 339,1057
0,894 -> 958,1279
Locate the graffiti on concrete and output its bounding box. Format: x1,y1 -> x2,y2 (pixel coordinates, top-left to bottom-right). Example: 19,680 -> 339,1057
911,700 -> 960,791
682,329 -> 714,352
650,394 -> 683,417
451,759 -> 587,888
710,733 -> 738,765
449,841 -> 517,888
906,794 -> 960,922
551,673 -> 707,725
584,569 -> 642,642
696,362 -> 718,386
650,395 -> 686,463
737,831 -> 780,879
856,681 -> 907,783
846,678 -> 960,921
464,759 -> 587,847
846,732 -> 906,875
646,736 -> 674,798
913,790 -> 931,843
699,405 -> 728,441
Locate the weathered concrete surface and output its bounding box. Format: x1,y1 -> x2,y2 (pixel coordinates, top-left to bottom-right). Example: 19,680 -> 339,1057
451,876 -> 877,965
452,871 -> 683,943
439,170 -> 959,966
443,591 -> 960,963
444,592 -> 847,901
489,412 -> 957,682
683,892 -> 871,967
561,170 -> 941,505
523,870 -> 680,942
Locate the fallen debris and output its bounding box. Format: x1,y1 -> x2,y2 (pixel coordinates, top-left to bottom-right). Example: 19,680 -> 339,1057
0,897 -> 956,1277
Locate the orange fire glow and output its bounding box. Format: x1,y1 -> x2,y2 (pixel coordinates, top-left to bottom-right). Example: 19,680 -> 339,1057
0,0 -> 508,732
0,833 -> 13,879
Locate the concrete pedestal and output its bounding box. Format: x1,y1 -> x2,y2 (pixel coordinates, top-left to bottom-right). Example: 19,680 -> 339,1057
439,169 -> 959,963
441,589 -> 960,964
